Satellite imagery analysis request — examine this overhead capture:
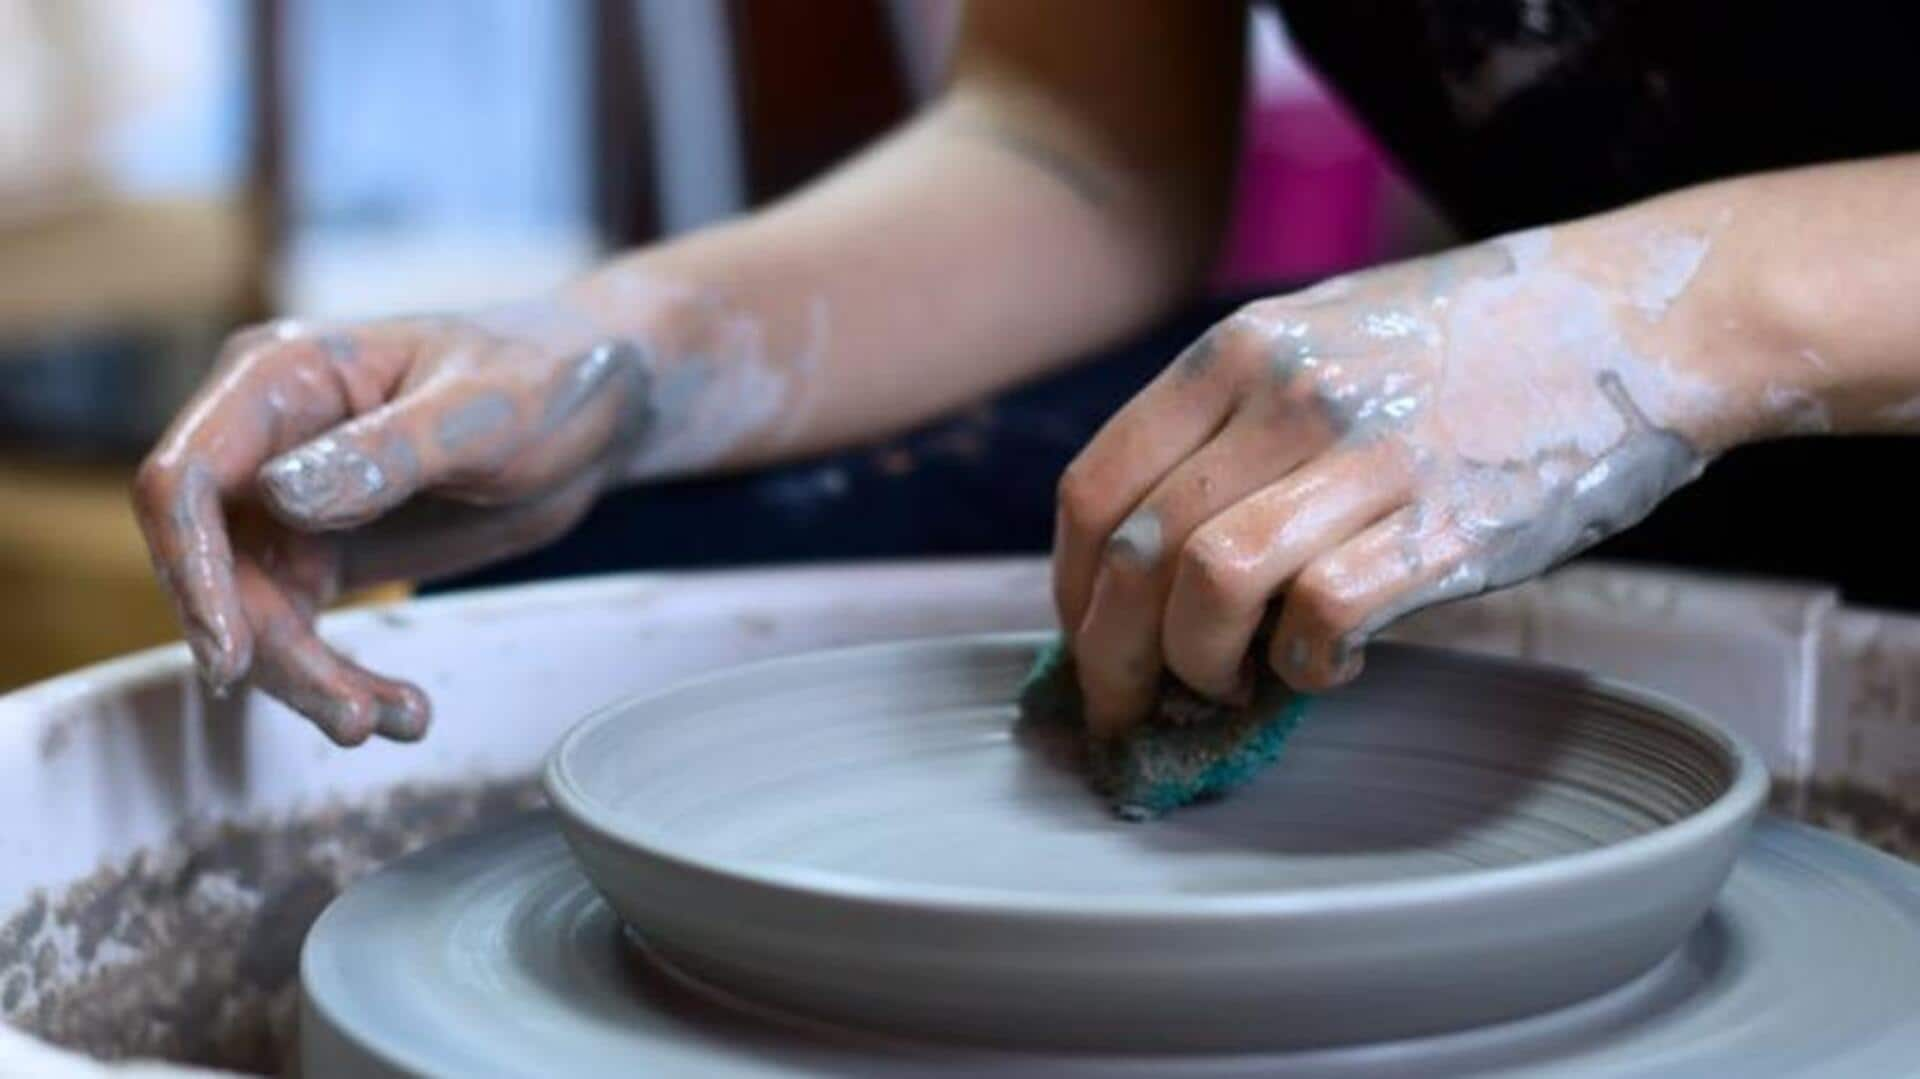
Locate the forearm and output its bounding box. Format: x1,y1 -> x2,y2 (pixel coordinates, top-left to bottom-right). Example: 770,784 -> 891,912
1550,154 -> 1920,448
593,91 -> 1207,476
486,89 -> 1223,483
475,0 -> 1240,483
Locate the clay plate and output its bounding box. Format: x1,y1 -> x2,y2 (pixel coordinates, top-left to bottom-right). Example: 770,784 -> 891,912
542,636 -> 1767,1051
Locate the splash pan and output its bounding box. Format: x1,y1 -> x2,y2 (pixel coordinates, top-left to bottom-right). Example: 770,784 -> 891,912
540,636 -> 1766,1052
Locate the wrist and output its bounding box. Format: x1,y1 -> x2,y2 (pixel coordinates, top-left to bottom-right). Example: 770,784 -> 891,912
460,256 -> 710,363
1725,230 -> 1920,438
1553,209 -> 1830,453
559,256 -> 805,483
1666,247 -> 1833,449
561,255 -> 716,347
461,261 -> 743,494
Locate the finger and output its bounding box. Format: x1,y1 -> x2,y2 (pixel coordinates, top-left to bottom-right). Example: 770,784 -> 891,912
1270,505 -> 1480,691
135,329 -> 401,686
1071,406 -> 1331,735
238,558 -> 430,744
1163,443 -> 1410,699
258,341 -> 650,528
258,377 -> 525,528
133,460 -> 253,686
339,470 -> 602,589
1053,319 -> 1268,637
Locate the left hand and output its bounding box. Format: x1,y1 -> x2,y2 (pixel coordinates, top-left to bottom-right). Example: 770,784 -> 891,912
131,300 -> 683,744
1051,226 -> 1748,736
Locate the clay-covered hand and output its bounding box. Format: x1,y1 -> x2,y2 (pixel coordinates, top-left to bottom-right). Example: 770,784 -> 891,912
133,301 -> 682,745
1053,225 -> 1760,735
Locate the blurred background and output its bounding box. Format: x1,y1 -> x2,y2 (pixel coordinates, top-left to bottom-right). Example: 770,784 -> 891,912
0,0 -> 1445,690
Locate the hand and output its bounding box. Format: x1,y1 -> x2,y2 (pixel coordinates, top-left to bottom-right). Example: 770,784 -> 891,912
1052,226 -> 1746,735
134,305 -> 664,745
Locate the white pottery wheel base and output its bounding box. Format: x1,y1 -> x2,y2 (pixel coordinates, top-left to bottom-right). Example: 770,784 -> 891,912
302,812 -> 1920,1078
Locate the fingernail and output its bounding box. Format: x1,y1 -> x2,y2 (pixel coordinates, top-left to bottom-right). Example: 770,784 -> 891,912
1286,637 -> 1311,672
316,697 -> 378,747
187,634 -> 218,676
375,693 -> 430,742
1106,510 -> 1165,567
1332,636 -> 1365,681
260,437 -> 388,525
188,632 -> 244,693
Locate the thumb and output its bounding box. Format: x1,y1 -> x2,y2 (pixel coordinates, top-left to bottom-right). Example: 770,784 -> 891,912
255,384 -> 492,529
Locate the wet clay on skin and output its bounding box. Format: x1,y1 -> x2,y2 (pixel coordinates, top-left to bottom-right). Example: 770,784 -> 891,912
433,393 -> 518,453
1065,214 -> 1835,717
259,436 -> 421,529
543,340 -> 653,437
138,264 -> 829,744
1232,225 -> 1726,676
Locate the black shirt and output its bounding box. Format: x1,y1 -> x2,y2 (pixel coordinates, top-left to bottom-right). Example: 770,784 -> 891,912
1281,1 -> 1920,606
1284,1 -> 1919,236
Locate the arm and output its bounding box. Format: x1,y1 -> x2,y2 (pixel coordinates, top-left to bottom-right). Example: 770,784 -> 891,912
133,0 -> 1245,742
561,0 -> 1247,475
1635,154 -> 1920,442
1053,153 -> 1920,734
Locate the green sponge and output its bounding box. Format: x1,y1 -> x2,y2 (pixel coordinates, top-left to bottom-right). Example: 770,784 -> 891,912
1016,637 -> 1311,821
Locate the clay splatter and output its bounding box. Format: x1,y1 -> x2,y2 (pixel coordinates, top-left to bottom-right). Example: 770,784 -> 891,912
436,393 -> 517,453
543,340 -> 652,437
1628,230 -> 1710,319
1107,510 -> 1164,566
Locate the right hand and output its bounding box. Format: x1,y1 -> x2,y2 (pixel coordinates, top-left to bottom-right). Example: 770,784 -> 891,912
133,309 -> 659,745
1050,226 -> 1744,735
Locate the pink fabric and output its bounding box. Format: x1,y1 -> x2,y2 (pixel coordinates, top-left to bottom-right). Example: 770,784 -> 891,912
1211,82 -> 1391,292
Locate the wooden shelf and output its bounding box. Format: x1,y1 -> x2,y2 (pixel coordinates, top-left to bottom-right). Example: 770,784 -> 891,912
0,457 -> 406,691
0,197 -> 256,338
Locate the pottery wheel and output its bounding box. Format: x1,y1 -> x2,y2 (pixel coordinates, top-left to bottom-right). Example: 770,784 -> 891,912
302,811 -> 1920,1078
